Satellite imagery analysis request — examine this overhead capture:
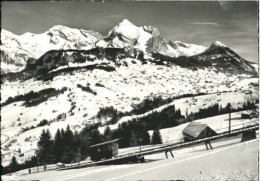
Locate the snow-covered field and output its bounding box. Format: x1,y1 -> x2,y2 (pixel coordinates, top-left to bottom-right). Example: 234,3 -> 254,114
1,57 -> 258,166
117,110 -> 258,156
99,90 -> 258,132
152,111 -> 258,143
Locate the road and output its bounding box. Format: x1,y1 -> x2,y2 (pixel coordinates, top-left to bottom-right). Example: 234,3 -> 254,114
3,138 -> 258,181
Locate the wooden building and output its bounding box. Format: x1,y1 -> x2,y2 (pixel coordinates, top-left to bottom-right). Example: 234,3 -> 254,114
241,113 -> 251,119
182,122 -> 216,142
89,138 -> 121,161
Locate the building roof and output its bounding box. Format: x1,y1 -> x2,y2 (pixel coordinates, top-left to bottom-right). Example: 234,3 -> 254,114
89,138 -> 121,148
182,122 -> 210,138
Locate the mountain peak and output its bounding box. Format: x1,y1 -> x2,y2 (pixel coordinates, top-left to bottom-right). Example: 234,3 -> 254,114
211,41 -> 227,48
49,25 -> 72,32
1,29 -> 18,37
50,25 -> 64,30
119,19 -> 135,26
114,19 -> 138,32
105,18 -> 140,45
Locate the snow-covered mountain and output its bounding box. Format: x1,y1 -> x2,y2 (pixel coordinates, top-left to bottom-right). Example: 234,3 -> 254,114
96,19 -> 207,57
2,19 -> 257,75
1,26 -> 102,73
193,41 -> 257,73
151,40 -> 257,75
1,19 -> 209,73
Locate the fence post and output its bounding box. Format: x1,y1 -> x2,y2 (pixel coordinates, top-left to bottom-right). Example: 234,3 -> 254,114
229,112 -> 231,135
37,157 -> 39,173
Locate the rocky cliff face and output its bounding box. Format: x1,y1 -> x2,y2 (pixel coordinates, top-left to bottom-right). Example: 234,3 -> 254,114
96,19 -> 207,57
145,26 -> 170,54
196,41 -> 256,73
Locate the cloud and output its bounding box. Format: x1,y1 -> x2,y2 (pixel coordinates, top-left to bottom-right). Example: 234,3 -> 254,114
105,15 -> 123,18
188,22 -> 219,26
219,2 -> 233,11
187,22 -> 236,27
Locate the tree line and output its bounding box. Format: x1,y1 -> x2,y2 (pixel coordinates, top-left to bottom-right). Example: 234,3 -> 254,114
2,123 -> 161,174
3,99 -> 257,174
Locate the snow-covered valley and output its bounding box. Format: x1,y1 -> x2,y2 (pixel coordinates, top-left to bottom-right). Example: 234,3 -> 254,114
1,19 -> 259,168
1,56 -> 258,166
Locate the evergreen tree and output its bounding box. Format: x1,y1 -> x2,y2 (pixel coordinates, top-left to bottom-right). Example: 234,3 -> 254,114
103,126 -> 112,141
219,104 -> 223,113
117,123 -> 130,148
78,127 -> 93,159
59,128 -> 65,160
62,125 -> 75,163
88,128 -> 107,161
151,129 -> 162,144
141,131 -> 151,145
61,128 -> 65,139
45,129 -> 53,161
64,125 -> 74,148
73,130 -> 81,148
89,128 -> 102,146
225,103 -> 232,113
137,51 -> 144,60
37,129 -> 53,163
129,131 -> 138,146
54,129 -> 62,162
10,156 -> 19,171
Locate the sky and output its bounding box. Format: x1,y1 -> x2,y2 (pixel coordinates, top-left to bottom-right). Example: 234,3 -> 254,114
1,1 -> 259,63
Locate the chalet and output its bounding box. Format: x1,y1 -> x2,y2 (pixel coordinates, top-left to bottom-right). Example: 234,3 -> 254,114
89,138 -> 121,161
182,122 -> 216,142
241,113 -> 251,119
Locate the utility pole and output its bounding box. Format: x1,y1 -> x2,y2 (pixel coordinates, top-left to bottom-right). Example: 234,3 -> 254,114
139,139 -> 142,155
77,147 -> 81,167
229,112 -> 231,134
228,104 -> 232,135
139,144 -> 141,155
37,157 -> 39,173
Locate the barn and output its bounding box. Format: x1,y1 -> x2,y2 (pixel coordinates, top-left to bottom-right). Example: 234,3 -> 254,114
89,138 -> 121,161
182,122 -> 216,142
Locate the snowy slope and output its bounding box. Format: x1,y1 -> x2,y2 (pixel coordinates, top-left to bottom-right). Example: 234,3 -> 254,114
98,89 -> 259,133
1,51 -> 258,166
155,111 -> 258,143
250,62 -> 259,72
197,41 -> 256,73
168,41 -> 207,57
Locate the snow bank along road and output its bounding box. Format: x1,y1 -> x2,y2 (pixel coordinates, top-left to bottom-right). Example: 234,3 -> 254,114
6,137 -> 258,181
